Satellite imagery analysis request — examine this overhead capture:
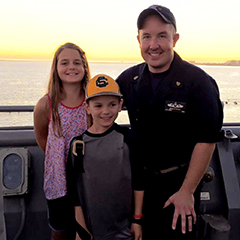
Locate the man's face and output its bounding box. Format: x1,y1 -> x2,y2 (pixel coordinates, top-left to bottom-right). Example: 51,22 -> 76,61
137,15 -> 179,73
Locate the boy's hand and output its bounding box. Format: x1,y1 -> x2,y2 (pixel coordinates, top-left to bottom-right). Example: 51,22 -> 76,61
131,223 -> 142,240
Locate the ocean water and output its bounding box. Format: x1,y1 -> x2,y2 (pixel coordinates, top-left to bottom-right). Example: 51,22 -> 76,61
0,61 -> 240,127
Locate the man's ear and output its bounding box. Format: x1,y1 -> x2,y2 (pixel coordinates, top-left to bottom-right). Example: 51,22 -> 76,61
173,33 -> 180,47
137,34 -> 140,44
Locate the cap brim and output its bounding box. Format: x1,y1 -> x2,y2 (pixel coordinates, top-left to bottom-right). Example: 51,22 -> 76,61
86,92 -> 122,101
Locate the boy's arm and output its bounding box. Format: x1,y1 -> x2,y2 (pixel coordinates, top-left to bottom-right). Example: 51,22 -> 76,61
131,190 -> 144,240
125,128 -> 145,239
133,190 -> 144,216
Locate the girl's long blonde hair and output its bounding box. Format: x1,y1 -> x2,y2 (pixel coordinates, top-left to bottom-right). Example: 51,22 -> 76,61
47,42 -> 90,136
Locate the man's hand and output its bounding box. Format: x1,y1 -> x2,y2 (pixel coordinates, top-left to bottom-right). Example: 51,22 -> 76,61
163,188 -> 197,234
163,143 -> 215,234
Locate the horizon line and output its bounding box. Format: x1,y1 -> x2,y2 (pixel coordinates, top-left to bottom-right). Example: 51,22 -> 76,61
1,58 -> 240,65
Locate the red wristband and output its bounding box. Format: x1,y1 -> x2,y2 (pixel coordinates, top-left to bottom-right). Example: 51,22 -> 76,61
133,214 -> 143,219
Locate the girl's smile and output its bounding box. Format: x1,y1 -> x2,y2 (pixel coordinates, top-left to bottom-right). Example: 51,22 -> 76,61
57,48 -> 85,84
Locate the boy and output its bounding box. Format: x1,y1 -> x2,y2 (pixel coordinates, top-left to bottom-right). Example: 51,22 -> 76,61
68,74 -> 144,240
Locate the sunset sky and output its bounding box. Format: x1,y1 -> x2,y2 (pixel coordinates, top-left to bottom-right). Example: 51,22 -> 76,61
1,0 -> 240,63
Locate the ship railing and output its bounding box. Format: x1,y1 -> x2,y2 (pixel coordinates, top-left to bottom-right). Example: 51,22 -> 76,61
0,105 -> 34,130
0,105 -> 130,130
0,105 -> 34,112
0,105 -> 239,128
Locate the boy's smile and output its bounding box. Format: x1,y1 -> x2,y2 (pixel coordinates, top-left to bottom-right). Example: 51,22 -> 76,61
85,95 -> 123,134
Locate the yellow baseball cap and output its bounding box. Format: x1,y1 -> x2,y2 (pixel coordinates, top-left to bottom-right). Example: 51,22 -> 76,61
86,74 -> 122,101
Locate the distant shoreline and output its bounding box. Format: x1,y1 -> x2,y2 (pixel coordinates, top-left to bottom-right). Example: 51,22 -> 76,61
189,60 -> 240,67
1,59 -> 240,66
0,59 -> 140,64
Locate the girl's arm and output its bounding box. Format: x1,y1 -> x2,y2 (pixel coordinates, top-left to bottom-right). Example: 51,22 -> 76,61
75,206 -> 92,240
33,95 -> 49,152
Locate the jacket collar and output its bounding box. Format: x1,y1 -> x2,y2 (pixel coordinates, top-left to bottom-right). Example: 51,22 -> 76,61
132,52 -> 184,106
132,64 -> 152,107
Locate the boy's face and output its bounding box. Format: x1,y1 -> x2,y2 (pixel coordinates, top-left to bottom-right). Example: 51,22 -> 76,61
85,95 -> 123,133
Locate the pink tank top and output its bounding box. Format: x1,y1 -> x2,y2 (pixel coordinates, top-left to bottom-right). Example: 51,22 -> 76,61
44,96 -> 87,199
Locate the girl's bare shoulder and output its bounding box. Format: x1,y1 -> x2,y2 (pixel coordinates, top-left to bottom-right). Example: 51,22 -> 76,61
34,94 -> 49,116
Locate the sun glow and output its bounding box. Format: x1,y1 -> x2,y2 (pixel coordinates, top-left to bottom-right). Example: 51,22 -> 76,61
1,0 -> 240,63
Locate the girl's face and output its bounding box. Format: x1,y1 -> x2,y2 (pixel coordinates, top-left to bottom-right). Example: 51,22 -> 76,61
85,95 -> 123,133
57,48 -> 85,84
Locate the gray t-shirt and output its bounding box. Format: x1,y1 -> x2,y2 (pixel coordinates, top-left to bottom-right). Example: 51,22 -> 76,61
70,123 -> 144,240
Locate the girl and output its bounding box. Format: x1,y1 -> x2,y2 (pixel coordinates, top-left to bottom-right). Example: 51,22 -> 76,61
34,42 -> 90,240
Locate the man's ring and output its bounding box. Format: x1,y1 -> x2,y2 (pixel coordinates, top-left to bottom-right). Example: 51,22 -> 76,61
186,214 -> 192,217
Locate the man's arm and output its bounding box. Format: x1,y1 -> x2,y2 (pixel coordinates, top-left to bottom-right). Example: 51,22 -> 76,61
164,142 -> 216,234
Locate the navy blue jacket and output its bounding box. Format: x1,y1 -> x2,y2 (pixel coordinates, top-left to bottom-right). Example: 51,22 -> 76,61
116,52 -> 223,170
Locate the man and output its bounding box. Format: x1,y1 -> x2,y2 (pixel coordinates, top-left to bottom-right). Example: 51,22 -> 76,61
116,5 -> 223,240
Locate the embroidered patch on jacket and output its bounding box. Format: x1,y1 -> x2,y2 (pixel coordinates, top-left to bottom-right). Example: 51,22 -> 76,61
165,101 -> 186,113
